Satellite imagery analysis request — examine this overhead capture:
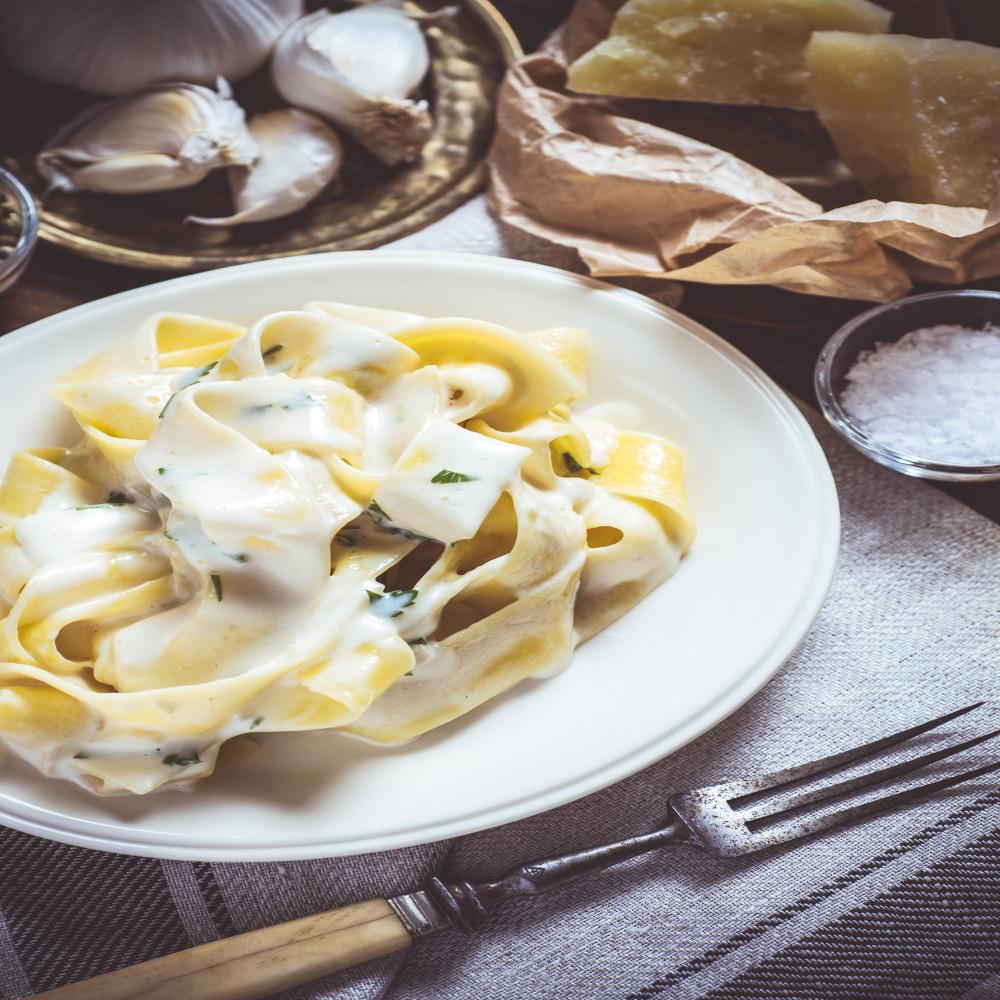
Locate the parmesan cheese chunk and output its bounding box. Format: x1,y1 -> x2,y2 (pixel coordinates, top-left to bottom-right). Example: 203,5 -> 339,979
806,32 -> 1000,208
566,0 -> 890,110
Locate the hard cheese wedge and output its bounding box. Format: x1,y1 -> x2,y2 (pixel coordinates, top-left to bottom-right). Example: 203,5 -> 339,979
806,32 -> 1000,207
566,0 -> 890,110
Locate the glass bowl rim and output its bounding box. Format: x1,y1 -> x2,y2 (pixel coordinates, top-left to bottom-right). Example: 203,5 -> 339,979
0,165 -> 39,282
814,289 -> 1000,482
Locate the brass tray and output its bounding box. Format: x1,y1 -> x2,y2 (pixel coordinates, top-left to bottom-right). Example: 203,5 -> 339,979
1,0 -> 520,272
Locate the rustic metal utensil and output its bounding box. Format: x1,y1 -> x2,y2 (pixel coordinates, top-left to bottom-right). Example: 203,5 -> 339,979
34,703 -> 997,1000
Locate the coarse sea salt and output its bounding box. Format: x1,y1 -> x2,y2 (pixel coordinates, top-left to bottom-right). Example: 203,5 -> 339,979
841,323 -> 1000,466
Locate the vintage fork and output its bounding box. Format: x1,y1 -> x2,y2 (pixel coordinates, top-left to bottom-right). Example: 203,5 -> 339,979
35,703 -> 999,1000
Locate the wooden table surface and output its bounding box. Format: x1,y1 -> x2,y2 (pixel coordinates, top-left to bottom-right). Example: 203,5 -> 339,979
1,0 -> 998,524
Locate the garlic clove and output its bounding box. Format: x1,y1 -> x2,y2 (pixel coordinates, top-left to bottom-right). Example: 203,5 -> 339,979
0,0 -> 304,96
188,109 -> 344,226
272,4 -> 433,165
68,154 -> 204,195
36,80 -> 258,195
303,3 -> 431,101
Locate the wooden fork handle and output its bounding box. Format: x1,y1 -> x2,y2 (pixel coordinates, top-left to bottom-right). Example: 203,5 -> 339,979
31,898 -> 412,1000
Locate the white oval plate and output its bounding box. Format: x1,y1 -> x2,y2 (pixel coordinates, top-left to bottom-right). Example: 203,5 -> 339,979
0,252 -> 839,860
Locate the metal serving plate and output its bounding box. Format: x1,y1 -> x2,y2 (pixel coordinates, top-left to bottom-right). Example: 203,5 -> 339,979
0,0 -> 519,271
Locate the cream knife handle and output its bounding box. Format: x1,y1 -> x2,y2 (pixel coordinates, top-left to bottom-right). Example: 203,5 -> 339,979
31,898 -> 413,1000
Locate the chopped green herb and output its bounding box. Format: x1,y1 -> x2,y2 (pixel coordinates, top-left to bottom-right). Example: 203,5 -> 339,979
367,588 -> 418,618
262,343 -> 284,359
431,469 -> 478,484
280,391 -> 321,411
242,392 -> 321,417
157,467 -> 167,476
210,574 -> 223,601
163,529 -> 178,541
159,361 -> 219,418
407,637 -> 427,646
226,552 -> 250,563
191,360 -> 218,380
562,451 -> 598,476
75,502 -> 127,511
163,751 -> 201,766
250,716 -> 264,730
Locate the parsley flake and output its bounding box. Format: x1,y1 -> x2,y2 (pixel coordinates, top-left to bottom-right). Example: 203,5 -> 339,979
210,574 -> 223,601
250,716 -> 264,730
562,451 -> 599,476
262,343 -> 284,359
191,360 -> 219,380
159,361 -> 219,418
242,402 -> 274,416
367,588 -> 418,618
431,469 -> 478,484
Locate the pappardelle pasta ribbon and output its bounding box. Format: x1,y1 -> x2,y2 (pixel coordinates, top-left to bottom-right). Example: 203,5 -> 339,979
0,304 -> 693,794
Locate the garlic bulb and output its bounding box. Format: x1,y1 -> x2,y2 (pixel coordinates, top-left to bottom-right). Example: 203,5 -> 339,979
0,0 -> 303,96
272,4 -> 433,165
188,109 -> 343,226
36,81 -> 258,195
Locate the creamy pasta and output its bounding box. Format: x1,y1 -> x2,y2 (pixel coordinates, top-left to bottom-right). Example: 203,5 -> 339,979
0,304 -> 694,794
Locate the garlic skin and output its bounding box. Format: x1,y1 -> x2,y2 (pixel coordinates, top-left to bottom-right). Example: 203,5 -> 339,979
272,4 -> 432,165
36,81 -> 259,195
188,109 -> 344,226
0,0 -> 303,96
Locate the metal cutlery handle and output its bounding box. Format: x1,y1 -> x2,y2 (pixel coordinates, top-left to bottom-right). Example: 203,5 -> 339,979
430,818 -> 690,930
25,822 -> 689,999
29,899 -> 412,1000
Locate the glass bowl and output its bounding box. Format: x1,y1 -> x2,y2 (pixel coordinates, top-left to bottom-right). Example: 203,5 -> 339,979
0,165 -> 38,295
815,289 -> 1000,483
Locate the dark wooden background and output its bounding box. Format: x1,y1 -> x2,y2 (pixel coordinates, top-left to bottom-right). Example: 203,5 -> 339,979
1,0 -> 997,523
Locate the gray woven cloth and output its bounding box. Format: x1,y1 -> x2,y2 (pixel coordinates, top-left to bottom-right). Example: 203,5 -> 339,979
2,199 -> 999,1000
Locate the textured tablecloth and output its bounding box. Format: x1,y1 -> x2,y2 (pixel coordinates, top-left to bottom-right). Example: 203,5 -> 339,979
2,199 -> 999,1000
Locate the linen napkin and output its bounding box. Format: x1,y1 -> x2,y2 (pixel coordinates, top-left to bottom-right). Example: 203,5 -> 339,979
1,198 -> 998,1000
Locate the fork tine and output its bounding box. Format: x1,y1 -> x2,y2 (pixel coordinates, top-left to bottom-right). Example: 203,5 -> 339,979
741,727 -> 1000,823
717,702 -> 984,800
751,758 -> 1000,851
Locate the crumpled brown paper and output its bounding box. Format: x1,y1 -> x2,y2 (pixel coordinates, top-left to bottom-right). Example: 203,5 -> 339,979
487,0 -> 1000,302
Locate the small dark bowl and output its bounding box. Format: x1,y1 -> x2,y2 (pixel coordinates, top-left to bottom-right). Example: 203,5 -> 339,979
815,289 -> 1000,483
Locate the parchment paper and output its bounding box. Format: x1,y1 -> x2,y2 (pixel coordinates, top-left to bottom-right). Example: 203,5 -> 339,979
487,0 -> 1000,301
